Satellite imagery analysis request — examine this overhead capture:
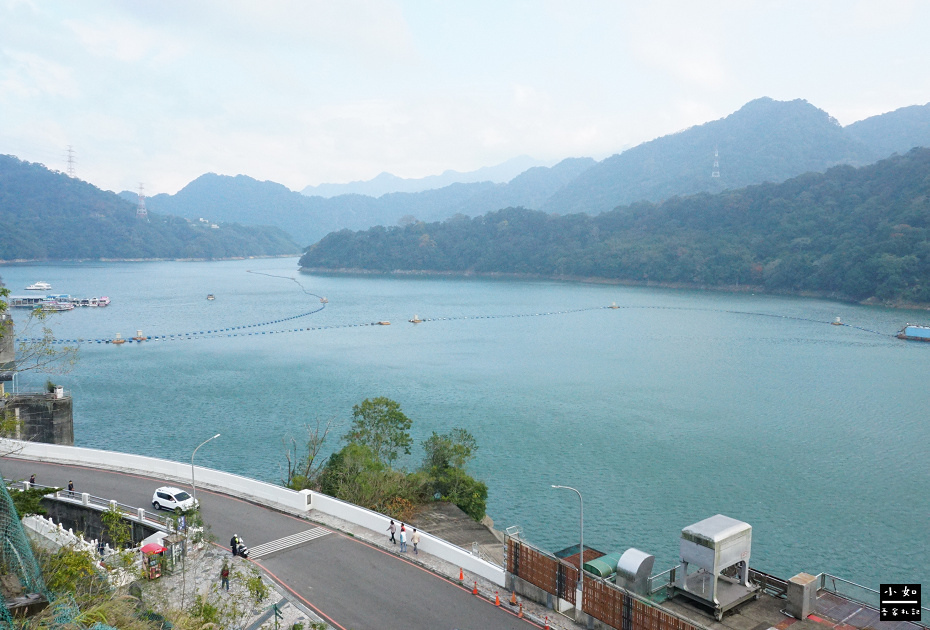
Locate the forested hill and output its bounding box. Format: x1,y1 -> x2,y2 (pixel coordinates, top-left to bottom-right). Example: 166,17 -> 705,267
300,148 -> 930,305
0,155 -> 299,261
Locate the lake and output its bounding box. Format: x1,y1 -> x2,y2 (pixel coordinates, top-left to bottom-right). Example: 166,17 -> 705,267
1,258 -> 927,587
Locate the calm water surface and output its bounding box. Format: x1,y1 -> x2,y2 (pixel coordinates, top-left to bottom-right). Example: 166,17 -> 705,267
2,258 -> 927,586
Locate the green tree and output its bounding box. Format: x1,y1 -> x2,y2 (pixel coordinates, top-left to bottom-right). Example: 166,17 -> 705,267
345,397 -> 412,467
431,468 -> 488,522
282,417 -> 336,490
7,483 -> 60,517
422,428 -> 477,471
421,428 -> 486,521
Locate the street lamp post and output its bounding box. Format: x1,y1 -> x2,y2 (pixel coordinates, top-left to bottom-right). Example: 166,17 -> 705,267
552,484 -> 584,609
191,433 -> 221,506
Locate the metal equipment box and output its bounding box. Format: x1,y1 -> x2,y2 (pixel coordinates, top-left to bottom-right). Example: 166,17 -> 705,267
671,514 -> 759,620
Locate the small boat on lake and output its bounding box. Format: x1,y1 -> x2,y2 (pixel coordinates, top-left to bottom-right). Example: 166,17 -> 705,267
111,333 -> 126,345
207,294 -> 215,300
376,321 -> 391,325
409,315 -> 423,324
38,299 -> 74,312
832,317 -> 842,326
25,281 -> 52,291
896,324 -> 930,341
320,297 -> 328,303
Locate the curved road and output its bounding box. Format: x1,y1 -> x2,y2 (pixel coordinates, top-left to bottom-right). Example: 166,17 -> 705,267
1,457 -> 538,630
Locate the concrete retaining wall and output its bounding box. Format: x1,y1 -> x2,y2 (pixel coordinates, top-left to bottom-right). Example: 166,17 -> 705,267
5,440 -> 506,586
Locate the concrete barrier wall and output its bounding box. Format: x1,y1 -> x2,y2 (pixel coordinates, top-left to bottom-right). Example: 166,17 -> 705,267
309,491 -> 505,584
5,440 -> 505,585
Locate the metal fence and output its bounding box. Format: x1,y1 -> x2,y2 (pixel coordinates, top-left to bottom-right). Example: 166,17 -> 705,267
818,573 -> 929,629
5,479 -> 172,530
507,537 -> 578,604
507,537 -> 709,630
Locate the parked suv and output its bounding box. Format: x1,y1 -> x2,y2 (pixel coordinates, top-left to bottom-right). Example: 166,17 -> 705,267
151,486 -> 198,512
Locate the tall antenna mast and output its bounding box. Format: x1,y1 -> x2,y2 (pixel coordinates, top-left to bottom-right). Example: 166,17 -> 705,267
712,145 -> 720,178
66,146 -> 76,177
136,183 -> 148,220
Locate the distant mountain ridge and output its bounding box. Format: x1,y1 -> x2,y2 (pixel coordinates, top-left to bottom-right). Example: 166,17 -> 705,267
143,157 -> 596,246
540,98 -> 884,215
138,98 -> 930,247
0,155 -> 299,261
300,155 -> 548,198
300,148 -> 930,305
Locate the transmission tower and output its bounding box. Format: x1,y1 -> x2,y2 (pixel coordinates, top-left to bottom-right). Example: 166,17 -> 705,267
136,183 -> 148,220
712,146 -> 720,178
66,146 -> 75,177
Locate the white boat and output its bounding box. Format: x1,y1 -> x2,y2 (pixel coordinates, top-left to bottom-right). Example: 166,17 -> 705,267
25,281 -> 52,291
38,299 -> 74,312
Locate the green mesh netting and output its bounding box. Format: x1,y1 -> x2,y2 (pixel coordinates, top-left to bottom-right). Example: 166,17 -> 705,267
48,595 -> 116,630
0,473 -> 51,627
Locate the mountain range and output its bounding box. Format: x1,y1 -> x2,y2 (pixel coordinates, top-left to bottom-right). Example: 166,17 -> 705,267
300,155 -> 548,198
0,155 -> 299,261
136,98 -> 930,248
300,147 -> 930,305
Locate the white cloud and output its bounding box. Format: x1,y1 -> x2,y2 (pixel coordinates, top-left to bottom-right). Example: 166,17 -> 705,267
0,49 -> 79,99
3,0 -> 930,194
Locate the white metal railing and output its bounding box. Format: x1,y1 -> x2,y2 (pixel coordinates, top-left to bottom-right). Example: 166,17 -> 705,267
5,479 -> 172,531
818,573 -> 929,629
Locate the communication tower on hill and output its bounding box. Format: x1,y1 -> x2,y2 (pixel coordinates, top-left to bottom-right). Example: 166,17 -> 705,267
66,146 -> 75,177
136,183 -> 148,220
712,146 -> 720,178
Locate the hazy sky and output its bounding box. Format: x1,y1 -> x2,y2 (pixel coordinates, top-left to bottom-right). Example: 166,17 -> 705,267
2,1 -> 928,195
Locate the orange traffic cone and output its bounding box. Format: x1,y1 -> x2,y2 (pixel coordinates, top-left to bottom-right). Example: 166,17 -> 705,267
519,602 -> 524,618
510,591 -> 517,605
459,568 -> 464,581
545,615 -> 550,630
473,581 -> 478,595
495,592 -> 500,606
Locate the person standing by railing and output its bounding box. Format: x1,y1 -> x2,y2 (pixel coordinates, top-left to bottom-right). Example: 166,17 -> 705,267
67,480 -> 74,492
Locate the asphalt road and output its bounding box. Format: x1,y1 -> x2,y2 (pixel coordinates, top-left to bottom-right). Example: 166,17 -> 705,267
1,457 -> 537,630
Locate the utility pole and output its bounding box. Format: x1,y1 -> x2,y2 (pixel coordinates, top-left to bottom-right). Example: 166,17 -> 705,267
712,146 -> 720,178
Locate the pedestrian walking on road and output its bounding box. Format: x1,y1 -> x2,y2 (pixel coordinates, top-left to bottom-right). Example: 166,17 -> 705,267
387,520 -> 396,544
28,474 -> 35,485
67,480 -> 74,492
220,562 -> 230,591
411,528 -> 420,555
399,526 -> 407,552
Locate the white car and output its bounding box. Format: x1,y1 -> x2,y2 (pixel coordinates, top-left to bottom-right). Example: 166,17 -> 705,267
151,486 -> 198,512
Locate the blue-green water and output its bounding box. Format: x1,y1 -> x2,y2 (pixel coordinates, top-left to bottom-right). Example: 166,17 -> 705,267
2,258 -> 927,586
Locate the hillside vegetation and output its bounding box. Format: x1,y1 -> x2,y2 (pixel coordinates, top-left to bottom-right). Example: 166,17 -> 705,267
300,148 -> 930,305
0,155 -> 299,261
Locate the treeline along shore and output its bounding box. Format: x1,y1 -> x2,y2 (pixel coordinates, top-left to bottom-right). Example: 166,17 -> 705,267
300,148 -> 930,307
